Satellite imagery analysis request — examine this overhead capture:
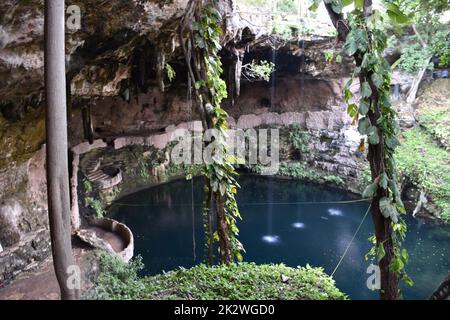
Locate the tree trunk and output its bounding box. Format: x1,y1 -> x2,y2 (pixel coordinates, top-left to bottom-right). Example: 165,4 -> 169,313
45,0 -> 79,300
204,185 -> 214,265
180,0 -> 235,264
368,146 -> 399,300
363,0 -> 398,300
406,25 -> 430,104
323,0 -> 399,300
406,63 -> 430,103
215,192 -> 232,263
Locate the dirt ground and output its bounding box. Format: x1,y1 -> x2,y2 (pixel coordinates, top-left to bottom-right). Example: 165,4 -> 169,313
0,227 -> 126,300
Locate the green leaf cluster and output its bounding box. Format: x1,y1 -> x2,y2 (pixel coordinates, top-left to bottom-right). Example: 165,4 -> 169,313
87,253 -> 347,300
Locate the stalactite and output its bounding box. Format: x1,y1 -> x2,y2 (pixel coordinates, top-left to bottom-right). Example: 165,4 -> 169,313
227,46 -> 244,106
234,48 -> 244,99
82,104 -> 94,144
156,51 -> 166,92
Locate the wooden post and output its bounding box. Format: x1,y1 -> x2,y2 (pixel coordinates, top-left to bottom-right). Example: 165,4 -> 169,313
44,0 -> 79,300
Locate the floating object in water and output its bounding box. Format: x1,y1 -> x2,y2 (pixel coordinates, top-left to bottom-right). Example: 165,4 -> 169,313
262,235 -> 280,244
328,208 -> 343,216
321,216 -> 329,220
292,222 -> 305,229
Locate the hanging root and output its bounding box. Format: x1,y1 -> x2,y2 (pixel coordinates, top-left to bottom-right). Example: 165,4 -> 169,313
178,0 -> 240,264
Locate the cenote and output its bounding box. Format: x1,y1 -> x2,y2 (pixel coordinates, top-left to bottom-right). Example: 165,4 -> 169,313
110,176 -> 450,300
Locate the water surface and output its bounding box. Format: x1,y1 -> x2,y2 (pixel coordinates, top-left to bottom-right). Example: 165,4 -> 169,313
110,176 -> 450,300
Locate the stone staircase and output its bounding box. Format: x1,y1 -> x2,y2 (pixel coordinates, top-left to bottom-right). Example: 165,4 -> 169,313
85,157 -> 110,183
84,155 -> 122,190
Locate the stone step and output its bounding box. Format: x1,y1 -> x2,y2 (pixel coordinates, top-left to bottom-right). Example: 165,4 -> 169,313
87,171 -> 109,182
86,159 -> 102,174
87,170 -> 103,177
90,175 -> 110,182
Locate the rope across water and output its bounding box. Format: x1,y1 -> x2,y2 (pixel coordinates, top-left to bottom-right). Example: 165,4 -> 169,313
110,198 -> 371,207
110,196 -> 372,277
331,204 -> 372,277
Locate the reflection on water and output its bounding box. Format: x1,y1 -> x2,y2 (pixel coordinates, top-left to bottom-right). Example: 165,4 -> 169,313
292,222 -> 305,229
262,235 -> 281,245
328,208 -> 343,216
110,176 -> 450,300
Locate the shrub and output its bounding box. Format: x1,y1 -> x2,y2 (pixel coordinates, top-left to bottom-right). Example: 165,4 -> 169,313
86,252 -> 347,300
396,129 -> 450,221
85,252 -> 146,300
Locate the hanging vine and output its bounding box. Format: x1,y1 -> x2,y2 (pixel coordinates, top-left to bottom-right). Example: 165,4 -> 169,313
311,0 -> 412,299
178,0 -> 412,293
179,0 -> 244,264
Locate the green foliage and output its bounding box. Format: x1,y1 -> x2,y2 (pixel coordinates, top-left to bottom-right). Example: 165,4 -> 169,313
395,129 -> 450,221
277,0 -> 297,15
238,0 -> 301,16
438,50 -> 450,68
417,105 -> 450,149
324,51 -> 334,63
165,63 -> 176,82
362,183 -> 378,199
242,60 -> 275,82
85,196 -> 104,218
340,0 -> 411,289
389,0 -> 450,73
324,51 -> 343,64
309,0 -> 353,13
385,3 -> 409,24
237,0 -> 271,9
379,197 -> 399,223
83,179 -> 93,194
287,124 -> 310,160
278,162 -> 344,186
145,263 -> 347,300
397,43 -> 432,73
137,157 -> 150,180
391,0 -> 448,25
84,252 -> 146,300
88,253 -> 347,300
271,20 -> 314,39
357,165 -> 372,194
429,29 -> 450,68
344,28 -> 369,56
83,178 -> 104,218
189,1 -> 244,262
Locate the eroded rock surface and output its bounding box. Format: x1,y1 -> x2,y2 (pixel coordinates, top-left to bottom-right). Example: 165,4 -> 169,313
0,146 -> 48,284
1,0 -> 442,286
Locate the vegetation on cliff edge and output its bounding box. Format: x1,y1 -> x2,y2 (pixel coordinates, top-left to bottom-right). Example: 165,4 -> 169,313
396,129 -> 450,221
86,252 -> 346,300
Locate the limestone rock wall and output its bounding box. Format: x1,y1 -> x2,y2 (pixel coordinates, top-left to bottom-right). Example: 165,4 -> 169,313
0,146 -> 49,284
0,0 -> 364,283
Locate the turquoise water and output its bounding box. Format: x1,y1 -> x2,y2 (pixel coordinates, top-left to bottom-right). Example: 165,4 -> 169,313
110,176 -> 450,300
